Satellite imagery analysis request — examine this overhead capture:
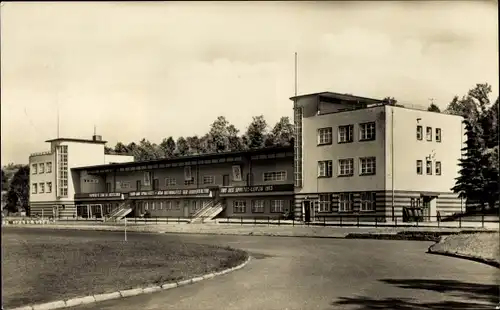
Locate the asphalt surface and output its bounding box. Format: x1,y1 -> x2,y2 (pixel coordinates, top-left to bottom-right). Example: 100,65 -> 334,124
7,228 -> 500,310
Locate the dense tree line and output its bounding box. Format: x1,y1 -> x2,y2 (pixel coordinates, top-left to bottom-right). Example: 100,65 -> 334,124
105,115 -> 294,161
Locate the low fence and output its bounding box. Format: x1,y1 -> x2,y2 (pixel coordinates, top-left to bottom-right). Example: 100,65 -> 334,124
2,215 -> 498,229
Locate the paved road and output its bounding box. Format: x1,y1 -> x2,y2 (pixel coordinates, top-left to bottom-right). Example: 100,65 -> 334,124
21,229 -> 500,310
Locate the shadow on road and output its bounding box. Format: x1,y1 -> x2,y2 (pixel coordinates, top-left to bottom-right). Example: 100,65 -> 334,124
331,279 -> 499,309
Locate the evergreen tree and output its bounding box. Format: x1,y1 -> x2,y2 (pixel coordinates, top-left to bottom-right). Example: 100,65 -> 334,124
451,120 -> 489,208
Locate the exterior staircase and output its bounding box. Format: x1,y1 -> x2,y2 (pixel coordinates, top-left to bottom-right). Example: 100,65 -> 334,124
107,201 -> 132,221
190,200 -> 224,223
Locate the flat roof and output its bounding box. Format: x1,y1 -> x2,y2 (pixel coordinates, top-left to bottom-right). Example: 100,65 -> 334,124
45,138 -> 108,144
289,91 -> 384,104
72,145 -> 293,171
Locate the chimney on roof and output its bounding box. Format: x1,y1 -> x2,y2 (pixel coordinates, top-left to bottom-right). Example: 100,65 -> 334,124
92,125 -> 102,141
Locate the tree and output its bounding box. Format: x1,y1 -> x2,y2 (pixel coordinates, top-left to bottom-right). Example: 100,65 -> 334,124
270,116 -> 294,146
8,165 -> 30,213
227,124 -> 244,151
175,137 -> 189,156
427,103 -> 441,113
114,142 -> 129,154
245,115 -> 268,149
5,190 -> 19,214
208,116 -> 231,153
159,137 -> 176,158
186,136 -> 202,155
451,120 -> 490,210
104,146 -> 113,154
383,97 -> 397,105
1,169 -> 7,191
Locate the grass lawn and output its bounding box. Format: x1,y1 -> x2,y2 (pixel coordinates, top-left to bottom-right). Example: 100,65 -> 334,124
1,229 -> 247,309
430,232 -> 499,266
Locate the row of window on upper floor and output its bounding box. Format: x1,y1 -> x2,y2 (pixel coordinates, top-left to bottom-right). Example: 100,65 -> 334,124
31,182 -> 52,194
317,123 -> 443,146
417,125 -> 442,142
317,122 -> 376,145
317,157 -> 376,178
31,162 -> 52,174
94,170 -> 289,192
316,157 -> 442,178
417,159 -> 442,175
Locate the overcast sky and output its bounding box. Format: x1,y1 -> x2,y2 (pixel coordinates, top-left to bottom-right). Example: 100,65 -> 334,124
1,1 -> 498,164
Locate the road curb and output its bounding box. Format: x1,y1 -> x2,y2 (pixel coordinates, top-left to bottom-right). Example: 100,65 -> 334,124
427,235 -> 500,268
7,255 -> 251,310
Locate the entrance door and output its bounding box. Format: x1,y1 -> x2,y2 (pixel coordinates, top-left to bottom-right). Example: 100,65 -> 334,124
303,201 -> 311,223
422,196 -> 431,221
183,200 -> 190,218
223,175 -> 230,186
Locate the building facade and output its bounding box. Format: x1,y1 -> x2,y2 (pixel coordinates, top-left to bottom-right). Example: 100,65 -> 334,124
28,135 -> 134,217
292,92 -> 465,222
29,91 -> 467,223
71,146 -> 294,220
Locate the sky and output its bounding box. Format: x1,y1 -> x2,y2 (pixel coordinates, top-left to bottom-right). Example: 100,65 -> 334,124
1,1 -> 498,164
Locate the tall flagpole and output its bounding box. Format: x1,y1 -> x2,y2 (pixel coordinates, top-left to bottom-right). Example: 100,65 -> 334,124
294,52 -> 298,97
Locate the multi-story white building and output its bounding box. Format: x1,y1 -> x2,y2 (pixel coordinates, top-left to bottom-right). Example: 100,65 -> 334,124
292,92 -> 465,222
29,135 -> 133,217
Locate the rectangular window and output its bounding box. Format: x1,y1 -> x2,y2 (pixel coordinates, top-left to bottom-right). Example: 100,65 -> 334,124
174,201 -> 181,210
416,125 -> 423,140
46,162 -> 52,173
184,179 -> 195,185
435,161 -> 441,175
39,183 -> 45,193
151,201 -> 156,210
233,200 -> 246,213
203,175 -> 215,184
318,194 -> 331,212
317,127 -> 333,145
339,193 -> 354,212
338,159 -> 354,176
359,122 -> 376,141
56,145 -> 68,197
270,200 -> 284,213
360,192 -> 376,212
436,128 -> 442,142
39,163 -> 45,174
338,125 -> 354,143
426,160 -> 432,175
426,127 -> 432,141
318,160 -> 333,178
263,171 -> 286,182
159,201 -> 164,210
32,183 -> 37,194
294,106 -> 303,188
46,182 -> 52,193
144,202 -> 149,210
191,200 -> 198,211
359,157 -> 376,175
416,160 -> 423,174
31,164 -> 37,174
120,181 -> 131,189
153,179 -> 159,190
252,200 -> 264,213
165,177 -> 176,186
